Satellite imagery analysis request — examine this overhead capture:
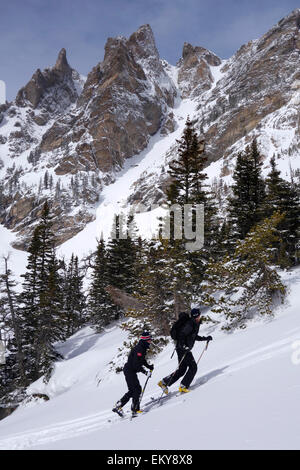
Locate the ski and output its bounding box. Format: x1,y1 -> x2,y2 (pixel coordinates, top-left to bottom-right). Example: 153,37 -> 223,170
143,395 -> 159,407
110,391 -> 189,423
142,391 -> 174,412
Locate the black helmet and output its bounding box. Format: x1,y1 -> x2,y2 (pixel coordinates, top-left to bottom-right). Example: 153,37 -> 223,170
191,308 -> 201,318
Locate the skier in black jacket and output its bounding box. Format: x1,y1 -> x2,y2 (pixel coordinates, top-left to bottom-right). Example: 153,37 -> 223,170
158,308 -> 212,394
113,331 -> 154,416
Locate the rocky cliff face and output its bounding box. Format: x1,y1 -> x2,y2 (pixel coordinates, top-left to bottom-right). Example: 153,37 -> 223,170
15,48 -> 79,112
177,42 -> 221,98
198,8 -> 300,165
0,12 -> 299,249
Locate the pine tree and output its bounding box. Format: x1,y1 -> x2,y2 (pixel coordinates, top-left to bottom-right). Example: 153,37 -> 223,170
165,118 -> 222,284
64,255 -> 86,336
55,179 -> 61,201
19,201 -> 63,381
167,117 -> 207,206
44,170 -> 49,190
36,251 -> 64,382
88,239 -> 117,330
0,258 -> 26,398
228,140 -> 266,240
134,236 -> 147,290
201,212 -> 286,330
129,237 -> 193,339
188,187 -> 222,285
115,240 -> 171,368
249,139 -> 266,215
107,214 -> 138,295
19,226 -> 43,380
263,156 -> 300,266
35,201 -> 56,296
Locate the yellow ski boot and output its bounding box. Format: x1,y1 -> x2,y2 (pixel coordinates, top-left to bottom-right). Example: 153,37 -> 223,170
179,384 -> 190,393
131,409 -> 143,418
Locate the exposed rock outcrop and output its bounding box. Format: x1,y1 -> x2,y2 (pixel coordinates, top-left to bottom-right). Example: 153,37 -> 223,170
200,8 -> 300,164
15,48 -> 78,112
105,285 -> 146,312
178,43 -> 221,98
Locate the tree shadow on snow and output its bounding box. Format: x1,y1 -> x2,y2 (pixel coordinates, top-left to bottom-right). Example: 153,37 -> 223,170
190,366 -> 229,391
57,333 -> 100,360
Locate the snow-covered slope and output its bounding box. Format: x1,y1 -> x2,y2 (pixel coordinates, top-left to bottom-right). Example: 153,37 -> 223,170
0,225 -> 28,284
0,267 -> 299,450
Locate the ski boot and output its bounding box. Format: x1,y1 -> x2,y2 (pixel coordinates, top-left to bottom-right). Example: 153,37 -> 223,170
112,401 -> 125,417
179,384 -> 190,393
158,379 -> 169,395
131,409 -> 143,418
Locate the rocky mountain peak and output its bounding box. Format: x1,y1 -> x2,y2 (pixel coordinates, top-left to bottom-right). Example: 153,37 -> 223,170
181,42 -> 220,66
128,24 -> 176,108
15,47 -> 77,110
102,35 -> 145,80
178,42 -> 221,98
279,8 -> 300,29
53,23 -> 176,177
128,24 -> 159,63
104,35 -> 126,58
54,48 -> 71,74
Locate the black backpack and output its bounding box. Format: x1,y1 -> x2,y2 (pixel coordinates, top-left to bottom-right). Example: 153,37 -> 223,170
170,312 -> 190,341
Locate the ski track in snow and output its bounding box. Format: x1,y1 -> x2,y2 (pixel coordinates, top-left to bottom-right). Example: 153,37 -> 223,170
0,325 -> 299,450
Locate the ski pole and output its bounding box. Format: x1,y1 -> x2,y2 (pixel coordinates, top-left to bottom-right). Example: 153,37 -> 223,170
196,340 -> 209,366
140,370 -> 152,405
95,370 -> 102,387
170,347 -> 176,359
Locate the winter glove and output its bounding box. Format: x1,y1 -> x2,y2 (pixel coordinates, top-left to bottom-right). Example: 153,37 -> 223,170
180,344 -> 190,352
148,364 -> 154,371
206,336 -> 213,342
141,367 -> 148,375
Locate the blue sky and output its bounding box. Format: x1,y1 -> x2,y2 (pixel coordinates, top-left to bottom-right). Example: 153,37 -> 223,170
1,0 -> 299,100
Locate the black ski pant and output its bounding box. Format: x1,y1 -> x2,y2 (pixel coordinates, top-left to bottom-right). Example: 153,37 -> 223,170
119,364 -> 142,412
163,349 -> 197,389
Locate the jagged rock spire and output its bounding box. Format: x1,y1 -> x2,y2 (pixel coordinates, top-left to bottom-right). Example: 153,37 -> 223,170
15,47 -> 74,108
54,48 -> 71,73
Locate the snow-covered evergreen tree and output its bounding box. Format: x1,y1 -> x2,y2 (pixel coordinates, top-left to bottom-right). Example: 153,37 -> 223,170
88,239 -> 118,331
36,251 -> 64,382
201,212 -> 286,330
165,117 -> 222,285
228,139 -> 266,240
167,117 -> 207,206
19,201 -> 63,382
263,156 -> 300,266
106,214 -> 138,295
0,258 -> 26,399
64,255 -> 86,337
